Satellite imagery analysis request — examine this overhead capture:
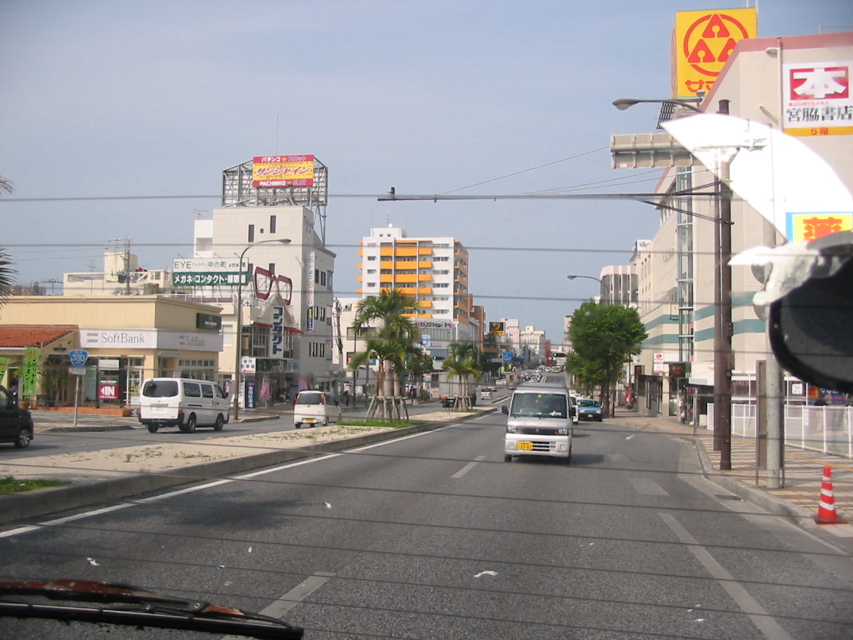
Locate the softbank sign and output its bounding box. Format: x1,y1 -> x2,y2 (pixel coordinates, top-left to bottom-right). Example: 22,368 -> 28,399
83,330 -> 154,347
82,329 -> 223,352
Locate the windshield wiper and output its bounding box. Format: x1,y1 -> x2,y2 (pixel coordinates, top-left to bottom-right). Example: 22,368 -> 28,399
0,579 -> 303,639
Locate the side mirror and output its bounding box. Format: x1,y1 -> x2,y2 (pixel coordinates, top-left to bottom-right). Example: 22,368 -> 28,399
764,231 -> 853,393
501,405 -> 508,415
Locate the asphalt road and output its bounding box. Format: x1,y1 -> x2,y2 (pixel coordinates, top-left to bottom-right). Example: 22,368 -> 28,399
11,400 -> 471,459
2,410 -> 852,639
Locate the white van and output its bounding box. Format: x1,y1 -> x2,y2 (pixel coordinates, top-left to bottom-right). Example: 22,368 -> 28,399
501,384 -> 574,463
293,390 -> 342,429
138,378 -> 230,433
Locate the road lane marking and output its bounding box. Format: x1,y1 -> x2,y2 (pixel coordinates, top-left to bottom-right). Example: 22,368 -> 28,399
349,423 -> 459,452
0,525 -> 39,539
659,512 -> 794,640
237,454 -> 342,479
221,572 -> 334,639
135,479 -> 232,502
261,571 -> 334,618
629,478 -> 669,496
43,503 -> 135,524
452,456 -> 486,479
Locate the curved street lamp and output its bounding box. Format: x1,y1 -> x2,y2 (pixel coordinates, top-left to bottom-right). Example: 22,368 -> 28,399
566,274 -> 603,284
233,238 -> 291,420
612,97 -> 703,113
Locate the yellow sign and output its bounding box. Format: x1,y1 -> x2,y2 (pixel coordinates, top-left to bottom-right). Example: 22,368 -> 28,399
252,155 -> 314,188
787,212 -> 853,243
671,8 -> 757,98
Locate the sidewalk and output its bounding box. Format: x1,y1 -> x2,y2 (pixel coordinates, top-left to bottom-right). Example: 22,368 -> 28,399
616,408 -> 853,548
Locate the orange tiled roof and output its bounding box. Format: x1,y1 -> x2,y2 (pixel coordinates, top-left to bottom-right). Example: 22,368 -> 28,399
0,325 -> 78,348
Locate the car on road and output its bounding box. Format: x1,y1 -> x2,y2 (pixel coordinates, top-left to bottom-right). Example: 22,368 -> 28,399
479,387 -> 493,402
138,378 -> 230,433
294,390 -> 342,428
0,385 -> 34,448
577,398 -> 603,422
502,384 -> 574,463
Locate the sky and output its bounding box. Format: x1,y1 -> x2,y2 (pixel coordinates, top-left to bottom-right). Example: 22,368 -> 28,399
1,0 -> 851,342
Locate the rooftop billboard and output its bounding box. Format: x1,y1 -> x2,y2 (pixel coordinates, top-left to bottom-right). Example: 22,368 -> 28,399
252,155 -> 315,188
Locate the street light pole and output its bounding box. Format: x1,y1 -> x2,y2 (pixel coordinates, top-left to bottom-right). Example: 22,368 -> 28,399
566,274 -> 604,301
233,238 -> 291,421
612,96 -> 734,471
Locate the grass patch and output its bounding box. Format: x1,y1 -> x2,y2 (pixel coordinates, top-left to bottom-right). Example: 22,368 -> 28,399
120,448 -> 163,463
0,475 -> 69,495
337,419 -> 418,429
173,451 -> 214,460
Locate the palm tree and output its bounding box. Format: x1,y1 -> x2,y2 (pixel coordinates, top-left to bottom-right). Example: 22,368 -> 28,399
406,350 -> 435,401
0,176 -> 16,306
350,289 -> 421,419
443,342 -> 484,410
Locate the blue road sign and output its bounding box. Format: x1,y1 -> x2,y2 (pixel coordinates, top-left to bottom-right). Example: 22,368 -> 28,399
69,349 -> 89,367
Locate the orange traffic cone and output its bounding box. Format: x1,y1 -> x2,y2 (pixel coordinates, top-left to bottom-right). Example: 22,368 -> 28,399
815,466 -> 847,525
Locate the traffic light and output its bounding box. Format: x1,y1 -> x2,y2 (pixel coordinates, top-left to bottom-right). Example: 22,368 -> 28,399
763,231 -> 853,393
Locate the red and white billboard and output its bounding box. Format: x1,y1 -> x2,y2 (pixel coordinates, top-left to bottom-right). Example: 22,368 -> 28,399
252,155 -> 314,187
783,61 -> 853,136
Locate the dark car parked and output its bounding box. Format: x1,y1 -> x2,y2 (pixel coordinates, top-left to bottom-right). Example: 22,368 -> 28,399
0,385 -> 34,448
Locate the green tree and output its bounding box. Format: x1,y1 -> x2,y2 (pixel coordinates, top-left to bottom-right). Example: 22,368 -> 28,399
350,289 -> 420,419
566,302 -> 647,417
442,341 -> 485,409
0,176 -> 17,306
406,350 -> 435,400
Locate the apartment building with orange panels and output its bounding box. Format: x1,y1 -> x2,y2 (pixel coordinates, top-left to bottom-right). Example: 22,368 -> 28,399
357,225 -> 476,355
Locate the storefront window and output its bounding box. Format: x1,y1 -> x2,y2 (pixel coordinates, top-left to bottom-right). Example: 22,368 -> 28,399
178,359 -> 215,381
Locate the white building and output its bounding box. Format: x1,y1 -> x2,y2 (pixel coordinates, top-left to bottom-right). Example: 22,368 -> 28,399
63,250 -> 171,297
182,157 -> 336,403
519,325 -> 547,367
191,204 -> 336,400
600,263 -> 639,307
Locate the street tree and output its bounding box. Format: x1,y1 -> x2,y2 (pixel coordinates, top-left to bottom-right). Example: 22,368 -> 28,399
566,302 -> 647,417
0,176 -> 16,307
406,350 -> 435,400
443,341 -> 484,410
350,289 -> 420,419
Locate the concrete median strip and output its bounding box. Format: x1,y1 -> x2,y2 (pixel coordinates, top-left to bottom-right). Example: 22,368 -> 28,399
0,408 -> 494,526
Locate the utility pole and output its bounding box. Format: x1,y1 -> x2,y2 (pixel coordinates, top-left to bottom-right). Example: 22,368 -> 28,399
124,238 -> 132,296
714,99 -> 734,471
333,299 -> 344,397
